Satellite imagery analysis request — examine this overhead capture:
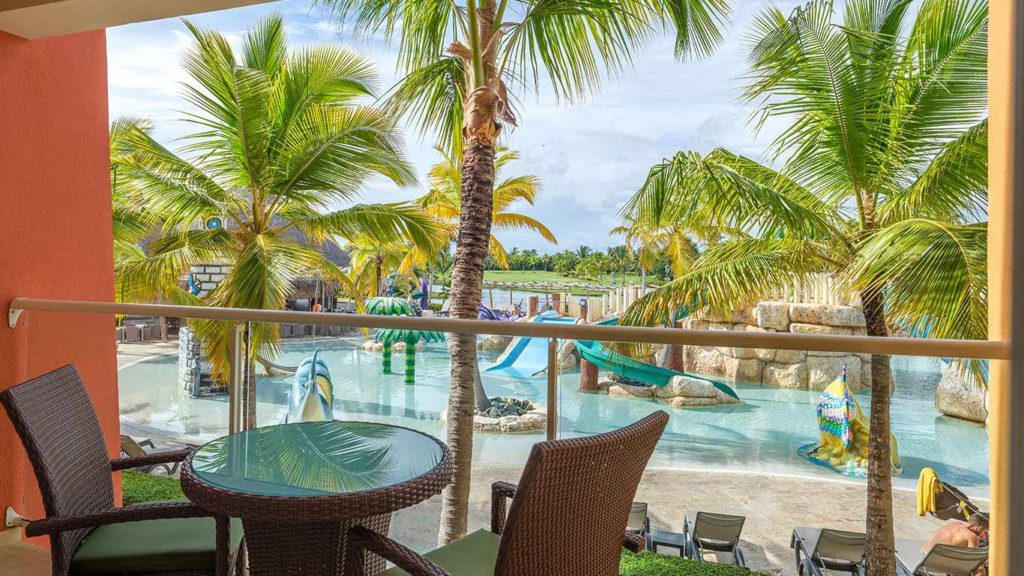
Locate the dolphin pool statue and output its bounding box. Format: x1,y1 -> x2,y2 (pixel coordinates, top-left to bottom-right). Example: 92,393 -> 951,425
284,349 -> 334,423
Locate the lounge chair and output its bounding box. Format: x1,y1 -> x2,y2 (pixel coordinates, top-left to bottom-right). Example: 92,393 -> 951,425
792,526 -> 866,575
683,510 -> 747,567
627,501 -> 651,542
895,539 -> 988,576
120,435 -> 182,475
344,411 -> 670,576
0,365 -> 238,576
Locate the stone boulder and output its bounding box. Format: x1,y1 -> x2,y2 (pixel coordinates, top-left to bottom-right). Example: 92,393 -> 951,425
608,383 -> 655,398
807,355 -> 862,391
479,334 -> 513,352
557,340 -> 579,371
684,345 -> 727,375
935,367 -> 988,423
656,375 -> 717,399
723,356 -> 764,383
763,362 -> 808,389
756,301 -> 791,331
789,304 -> 866,327
666,396 -> 719,407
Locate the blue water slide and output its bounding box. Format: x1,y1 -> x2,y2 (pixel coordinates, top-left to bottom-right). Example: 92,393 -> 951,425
485,312 -> 577,378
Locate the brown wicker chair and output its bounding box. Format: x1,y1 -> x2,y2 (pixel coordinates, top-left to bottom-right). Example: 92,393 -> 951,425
0,364 -> 234,576
346,411 -> 670,576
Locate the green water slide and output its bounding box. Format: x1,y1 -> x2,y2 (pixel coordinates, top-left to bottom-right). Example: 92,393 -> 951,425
573,319 -> 739,401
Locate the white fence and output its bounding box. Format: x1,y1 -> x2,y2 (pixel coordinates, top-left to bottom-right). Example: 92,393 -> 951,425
767,274 -> 858,306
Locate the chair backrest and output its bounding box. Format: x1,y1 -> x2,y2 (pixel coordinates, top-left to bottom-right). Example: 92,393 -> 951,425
120,435 -> 145,458
0,365 -> 115,575
693,512 -> 745,545
814,529 -> 867,564
627,502 -> 649,534
493,411 -> 669,576
917,544 -> 988,576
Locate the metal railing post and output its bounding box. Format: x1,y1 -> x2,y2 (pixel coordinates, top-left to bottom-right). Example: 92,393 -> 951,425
228,322 -> 244,434
546,338 -> 558,441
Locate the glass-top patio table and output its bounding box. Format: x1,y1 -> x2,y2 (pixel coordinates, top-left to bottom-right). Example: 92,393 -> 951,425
181,421 -> 453,576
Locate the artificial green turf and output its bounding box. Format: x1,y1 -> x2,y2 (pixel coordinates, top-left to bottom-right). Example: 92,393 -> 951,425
121,471 -> 185,505
620,551 -> 769,576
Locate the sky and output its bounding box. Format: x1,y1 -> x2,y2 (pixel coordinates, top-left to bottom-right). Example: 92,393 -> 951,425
106,0 -> 798,252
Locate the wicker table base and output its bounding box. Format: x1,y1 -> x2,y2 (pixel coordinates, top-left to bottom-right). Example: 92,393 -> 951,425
241,513 -> 390,576
180,422 -> 453,576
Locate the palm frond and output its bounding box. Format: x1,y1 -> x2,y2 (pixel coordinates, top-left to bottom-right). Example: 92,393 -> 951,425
381,57 -> 466,157
300,202 -> 444,251
621,237 -> 837,326
847,219 -> 988,382
491,213 -> 558,244
879,119 -> 987,224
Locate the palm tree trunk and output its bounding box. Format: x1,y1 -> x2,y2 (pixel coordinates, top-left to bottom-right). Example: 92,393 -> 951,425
861,286 -> 896,576
376,257 -> 383,297
440,136 -> 496,545
474,364 -> 490,412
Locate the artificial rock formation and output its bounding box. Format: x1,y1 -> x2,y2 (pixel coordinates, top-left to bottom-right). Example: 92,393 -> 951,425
682,302 -> 872,391
593,374 -> 738,407
934,366 -> 988,423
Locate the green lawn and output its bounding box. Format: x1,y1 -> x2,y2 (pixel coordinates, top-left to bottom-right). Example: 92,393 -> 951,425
620,551 -> 768,576
121,471 -> 185,505
483,270 -> 644,286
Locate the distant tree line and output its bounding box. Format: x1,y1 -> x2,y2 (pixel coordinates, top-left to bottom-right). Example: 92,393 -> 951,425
483,245 -> 674,283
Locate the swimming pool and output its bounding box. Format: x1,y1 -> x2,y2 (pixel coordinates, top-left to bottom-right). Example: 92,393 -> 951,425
118,337 -> 990,494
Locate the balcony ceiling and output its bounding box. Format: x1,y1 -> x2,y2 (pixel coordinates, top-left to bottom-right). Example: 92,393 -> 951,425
0,0 -> 277,39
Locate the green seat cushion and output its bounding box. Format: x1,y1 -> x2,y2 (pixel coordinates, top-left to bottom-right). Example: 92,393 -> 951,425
71,515 -> 242,574
379,529 -> 501,576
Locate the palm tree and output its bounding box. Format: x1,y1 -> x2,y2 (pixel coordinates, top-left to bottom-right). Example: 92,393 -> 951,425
613,213 -> 705,287
110,117 -> 160,303
113,14 -> 443,427
420,147 -> 557,268
621,0 -> 987,573
316,0 -> 729,543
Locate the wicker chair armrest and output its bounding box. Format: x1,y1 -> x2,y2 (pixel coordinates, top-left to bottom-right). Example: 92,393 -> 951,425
110,447 -> 193,471
25,501 -> 211,537
490,481 -> 517,534
347,526 -> 452,576
623,530 -> 646,552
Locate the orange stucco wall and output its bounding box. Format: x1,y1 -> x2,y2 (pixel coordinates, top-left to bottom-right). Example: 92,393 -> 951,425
0,29 -> 120,530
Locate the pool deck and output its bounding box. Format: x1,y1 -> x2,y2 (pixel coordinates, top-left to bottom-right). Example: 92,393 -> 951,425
115,340 -> 970,575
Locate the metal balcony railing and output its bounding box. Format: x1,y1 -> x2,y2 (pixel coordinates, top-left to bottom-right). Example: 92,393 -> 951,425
7,297 -> 1010,437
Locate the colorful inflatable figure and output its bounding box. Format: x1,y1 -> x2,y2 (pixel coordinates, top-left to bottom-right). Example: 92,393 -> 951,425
799,368 -> 902,478
284,349 -> 333,423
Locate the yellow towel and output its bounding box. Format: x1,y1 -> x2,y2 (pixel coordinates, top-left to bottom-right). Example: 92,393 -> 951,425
917,467 -> 942,516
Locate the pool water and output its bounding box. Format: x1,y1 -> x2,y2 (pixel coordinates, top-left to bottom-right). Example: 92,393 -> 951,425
118,337 -> 989,494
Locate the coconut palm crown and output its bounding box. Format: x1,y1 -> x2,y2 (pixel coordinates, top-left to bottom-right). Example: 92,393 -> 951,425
113,14 -> 443,391
420,147 -> 557,268
620,0 -> 987,574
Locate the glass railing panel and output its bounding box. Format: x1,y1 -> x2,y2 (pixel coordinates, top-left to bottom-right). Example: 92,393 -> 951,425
116,315 -> 215,449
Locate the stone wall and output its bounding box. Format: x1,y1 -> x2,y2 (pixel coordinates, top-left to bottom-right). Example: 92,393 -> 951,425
178,327 -> 216,397
190,263 -> 229,297
683,301 -> 872,391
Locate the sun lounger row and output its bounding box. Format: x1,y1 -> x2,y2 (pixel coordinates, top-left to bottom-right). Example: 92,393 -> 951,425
629,504 -> 988,576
